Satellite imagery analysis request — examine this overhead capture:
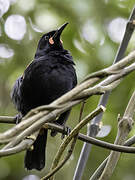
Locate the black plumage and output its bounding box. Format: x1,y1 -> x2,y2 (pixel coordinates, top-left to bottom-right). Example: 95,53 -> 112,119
11,23 -> 77,170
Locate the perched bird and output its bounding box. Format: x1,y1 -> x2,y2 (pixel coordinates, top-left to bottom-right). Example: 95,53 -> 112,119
11,23 -> 77,171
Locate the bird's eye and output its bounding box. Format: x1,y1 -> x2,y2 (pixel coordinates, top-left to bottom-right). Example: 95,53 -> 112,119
44,36 -> 49,40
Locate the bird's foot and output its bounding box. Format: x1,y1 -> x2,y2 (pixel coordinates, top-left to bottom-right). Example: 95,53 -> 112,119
61,125 -> 71,139
14,114 -> 22,124
50,123 -> 71,139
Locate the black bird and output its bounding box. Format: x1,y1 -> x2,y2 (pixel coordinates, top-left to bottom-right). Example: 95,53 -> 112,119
11,23 -> 77,171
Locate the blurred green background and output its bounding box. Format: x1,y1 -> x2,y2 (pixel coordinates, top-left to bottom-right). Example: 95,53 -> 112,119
0,0 -> 135,180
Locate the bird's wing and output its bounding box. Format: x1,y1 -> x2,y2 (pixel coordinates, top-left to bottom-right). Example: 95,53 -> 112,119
11,76 -> 23,112
73,70 -> 77,88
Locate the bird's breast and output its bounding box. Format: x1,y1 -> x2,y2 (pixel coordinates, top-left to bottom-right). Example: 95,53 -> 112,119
20,60 -> 74,113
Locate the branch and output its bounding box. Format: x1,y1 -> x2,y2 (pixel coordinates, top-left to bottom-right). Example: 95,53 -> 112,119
90,112 -> 135,180
0,131 -> 39,157
99,90 -> 135,180
2,121 -> 135,158
0,78 -> 99,143
76,61 -> 135,100
41,135 -> 78,180
90,132 -> 135,180
42,103 -> 85,180
0,48 -> 134,179
45,101 -> 85,180
0,116 -> 16,124
45,106 -> 105,180
0,50 -> 134,144
83,50 -> 135,81
0,139 -> 33,156
73,5 -> 135,180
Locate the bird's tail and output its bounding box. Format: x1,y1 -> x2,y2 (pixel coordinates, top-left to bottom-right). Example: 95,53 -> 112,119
24,129 -> 48,171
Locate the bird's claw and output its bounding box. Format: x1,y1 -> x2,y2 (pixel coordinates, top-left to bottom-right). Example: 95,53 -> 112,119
61,126 -> 71,139
50,124 -> 71,139
15,114 -> 22,124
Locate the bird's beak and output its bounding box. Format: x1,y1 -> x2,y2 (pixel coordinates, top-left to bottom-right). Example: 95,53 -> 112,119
53,22 -> 68,41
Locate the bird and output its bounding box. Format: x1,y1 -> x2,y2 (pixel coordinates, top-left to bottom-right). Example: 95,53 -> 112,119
11,23 -> 77,171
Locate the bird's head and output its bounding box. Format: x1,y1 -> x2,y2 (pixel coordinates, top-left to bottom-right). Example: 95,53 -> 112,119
36,23 -> 68,53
